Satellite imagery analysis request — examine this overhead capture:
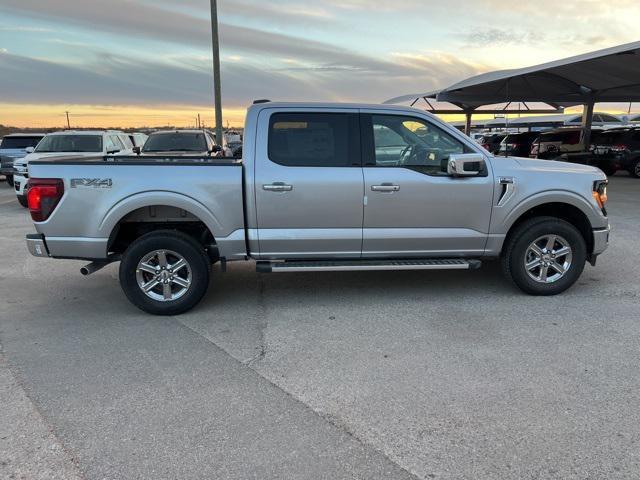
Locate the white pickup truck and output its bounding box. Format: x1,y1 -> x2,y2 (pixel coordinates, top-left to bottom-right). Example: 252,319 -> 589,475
24,102 -> 610,315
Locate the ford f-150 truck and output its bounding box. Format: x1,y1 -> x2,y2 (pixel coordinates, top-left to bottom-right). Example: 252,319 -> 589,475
24,102 -> 610,315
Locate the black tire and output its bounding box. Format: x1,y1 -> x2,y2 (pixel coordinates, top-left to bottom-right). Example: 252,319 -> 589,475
17,195 -> 28,208
629,159 -> 640,178
501,216 -> 587,295
6,175 -> 14,187
119,230 -> 210,315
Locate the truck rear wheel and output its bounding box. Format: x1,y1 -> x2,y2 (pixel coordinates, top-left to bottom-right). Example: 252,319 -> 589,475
119,230 -> 210,315
629,159 -> 640,178
6,175 -> 14,187
17,194 -> 28,208
501,216 -> 586,295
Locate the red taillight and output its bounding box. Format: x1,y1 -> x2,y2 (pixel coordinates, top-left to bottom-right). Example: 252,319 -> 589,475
27,178 -> 64,222
611,144 -> 628,152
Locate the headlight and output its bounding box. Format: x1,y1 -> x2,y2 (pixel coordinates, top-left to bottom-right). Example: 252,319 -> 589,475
593,180 -> 608,213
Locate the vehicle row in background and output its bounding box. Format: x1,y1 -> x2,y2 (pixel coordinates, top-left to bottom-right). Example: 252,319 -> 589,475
4,127 -> 243,207
0,133 -> 46,186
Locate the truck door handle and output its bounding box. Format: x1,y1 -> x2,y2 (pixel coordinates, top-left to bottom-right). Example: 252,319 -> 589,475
263,182 -> 293,192
371,184 -> 400,192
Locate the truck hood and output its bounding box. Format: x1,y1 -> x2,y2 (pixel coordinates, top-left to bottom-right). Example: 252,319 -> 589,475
496,156 -> 605,178
140,151 -> 209,156
0,149 -> 28,159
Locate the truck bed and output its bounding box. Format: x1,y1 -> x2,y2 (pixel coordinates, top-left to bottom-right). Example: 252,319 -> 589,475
28,155 -> 246,260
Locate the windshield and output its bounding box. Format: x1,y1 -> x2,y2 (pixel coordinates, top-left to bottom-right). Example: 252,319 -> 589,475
0,136 -> 43,149
35,135 -> 103,153
142,133 -> 208,152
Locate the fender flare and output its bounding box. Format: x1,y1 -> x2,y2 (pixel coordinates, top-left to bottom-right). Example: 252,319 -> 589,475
500,190 -> 601,234
98,191 -> 223,240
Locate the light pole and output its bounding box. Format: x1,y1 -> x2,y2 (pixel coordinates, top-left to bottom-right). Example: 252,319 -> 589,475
209,0 -> 223,146
65,111 -> 71,129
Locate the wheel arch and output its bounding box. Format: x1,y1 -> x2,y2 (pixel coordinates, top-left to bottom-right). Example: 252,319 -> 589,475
100,192 -> 221,258
503,200 -> 595,254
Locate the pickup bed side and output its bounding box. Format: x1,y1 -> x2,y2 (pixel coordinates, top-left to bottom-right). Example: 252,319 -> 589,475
27,157 -> 247,260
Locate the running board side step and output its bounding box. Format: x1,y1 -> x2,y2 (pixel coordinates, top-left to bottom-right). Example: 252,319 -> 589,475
256,259 -> 482,273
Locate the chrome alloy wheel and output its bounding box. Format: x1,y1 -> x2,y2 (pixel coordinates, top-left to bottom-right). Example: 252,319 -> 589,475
524,234 -> 573,284
135,250 -> 192,301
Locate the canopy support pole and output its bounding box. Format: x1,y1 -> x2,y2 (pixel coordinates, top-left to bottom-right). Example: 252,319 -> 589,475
580,98 -> 595,152
464,111 -> 473,135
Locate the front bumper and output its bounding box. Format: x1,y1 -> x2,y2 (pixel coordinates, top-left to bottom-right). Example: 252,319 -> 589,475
26,234 -> 50,257
592,225 -> 610,256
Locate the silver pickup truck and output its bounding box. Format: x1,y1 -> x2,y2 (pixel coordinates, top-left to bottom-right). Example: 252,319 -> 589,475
24,102 -> 610,315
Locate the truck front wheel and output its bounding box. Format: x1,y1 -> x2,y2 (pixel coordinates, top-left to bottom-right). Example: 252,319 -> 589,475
501,217 -> 587,295
119,230 -> 210,315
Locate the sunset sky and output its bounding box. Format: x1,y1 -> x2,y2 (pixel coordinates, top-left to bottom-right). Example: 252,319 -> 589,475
1,0 -> 639,128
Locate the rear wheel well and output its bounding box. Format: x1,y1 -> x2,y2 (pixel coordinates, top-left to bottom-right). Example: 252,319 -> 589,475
505,203 -> 593,253
108,205 -> 218,262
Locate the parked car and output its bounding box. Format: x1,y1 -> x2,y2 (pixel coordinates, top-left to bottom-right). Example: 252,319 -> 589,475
24,101 -> 609,315
530,128 -> 605,159
0,133 -> 45,186
587,127 -> 640,177
13,130 -> 133,207
141,130 -> 217,155
227,140 -> 242,157
498,132 -> 540,157
480,133 -> 507,154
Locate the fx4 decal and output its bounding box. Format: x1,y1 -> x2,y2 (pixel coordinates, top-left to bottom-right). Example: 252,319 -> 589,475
70,178 -> 113,189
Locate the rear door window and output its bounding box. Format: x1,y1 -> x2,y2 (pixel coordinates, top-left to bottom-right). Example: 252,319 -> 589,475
268,112 -> 359,167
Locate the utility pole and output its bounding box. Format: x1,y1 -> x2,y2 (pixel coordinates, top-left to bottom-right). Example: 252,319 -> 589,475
198,113 -> 201,129
65,111 -> 71,129
209,0 -> 223,146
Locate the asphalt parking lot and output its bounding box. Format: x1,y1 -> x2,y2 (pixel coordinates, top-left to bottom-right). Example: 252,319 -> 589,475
1,176 -> 639,480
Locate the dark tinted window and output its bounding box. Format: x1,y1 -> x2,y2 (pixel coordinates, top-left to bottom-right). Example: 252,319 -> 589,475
0,136 -> 43,149
35,135 -> 102,153
541,131 -> 581,144
365,114 -> 469,174
595,131 -> 626,145
268,113 -> 356,167
143,132 -> 208,152
599,114 -> 621,123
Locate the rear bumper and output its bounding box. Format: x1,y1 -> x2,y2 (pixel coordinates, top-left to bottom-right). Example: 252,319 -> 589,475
592,225 -> 610,256
26,234 -> 50,257
26,233 -> 108,259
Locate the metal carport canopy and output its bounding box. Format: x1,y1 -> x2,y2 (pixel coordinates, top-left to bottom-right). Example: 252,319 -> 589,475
435,41 -> 640,107
386,41 -> 640,145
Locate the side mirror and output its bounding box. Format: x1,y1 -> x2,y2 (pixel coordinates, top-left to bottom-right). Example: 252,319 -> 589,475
209,145 -> 223,155
132,146 -> 141,155
447,153 -> 486,177
25,147 -> 35,154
